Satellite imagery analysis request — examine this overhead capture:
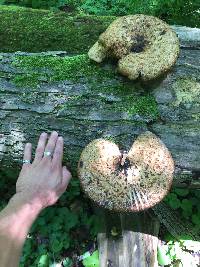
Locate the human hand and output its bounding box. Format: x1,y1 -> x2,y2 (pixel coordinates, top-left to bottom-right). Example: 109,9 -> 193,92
14,131 -> 71,211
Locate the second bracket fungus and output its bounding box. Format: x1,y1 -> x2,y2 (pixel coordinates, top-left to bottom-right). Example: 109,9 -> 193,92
78,132 -> 174,212
88,15 -> 180,81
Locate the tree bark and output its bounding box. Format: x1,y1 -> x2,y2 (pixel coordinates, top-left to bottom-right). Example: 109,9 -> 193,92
0,26 -> 199,181
97,209 -> 160,267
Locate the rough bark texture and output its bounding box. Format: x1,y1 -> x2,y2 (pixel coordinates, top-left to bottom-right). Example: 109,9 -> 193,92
0,26 -> 199,182
96,209 -> 160,267
0,26 -> 200,246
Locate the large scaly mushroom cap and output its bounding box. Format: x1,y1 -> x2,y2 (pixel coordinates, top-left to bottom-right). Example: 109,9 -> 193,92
78,132 -> 174,212
88,15 -> 179,81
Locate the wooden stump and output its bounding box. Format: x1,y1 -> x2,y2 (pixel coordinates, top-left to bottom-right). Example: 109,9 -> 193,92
95,209 -> 160,267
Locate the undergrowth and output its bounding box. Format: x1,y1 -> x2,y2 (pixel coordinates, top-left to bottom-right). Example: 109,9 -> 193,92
158,188 -> 200,266
1,0 -> 200,27
1,168 -> 199,266
0,170 -> 101,266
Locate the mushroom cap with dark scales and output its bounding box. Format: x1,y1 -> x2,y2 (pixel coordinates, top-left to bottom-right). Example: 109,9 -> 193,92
88,15 -> 180,81
78,131 -> 174,212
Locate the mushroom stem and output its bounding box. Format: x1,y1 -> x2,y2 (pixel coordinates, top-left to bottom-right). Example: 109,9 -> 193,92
88,41 -> 107,63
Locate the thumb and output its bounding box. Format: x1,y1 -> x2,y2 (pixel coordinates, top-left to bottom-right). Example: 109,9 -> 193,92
61,166 -> 72,189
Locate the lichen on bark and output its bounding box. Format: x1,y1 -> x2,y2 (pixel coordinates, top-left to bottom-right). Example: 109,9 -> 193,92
172,77 -> 200,107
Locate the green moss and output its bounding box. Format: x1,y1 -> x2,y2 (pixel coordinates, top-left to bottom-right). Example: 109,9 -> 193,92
0,5 -> 115,53
12,54 -> 116,86
105,94 -> 159,120
121,95 -> 159,117
13,73 -> 40,88
11,53 -> 159,121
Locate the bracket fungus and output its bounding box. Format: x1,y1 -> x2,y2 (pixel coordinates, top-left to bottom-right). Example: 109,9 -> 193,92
88,15 -> 180,81
78,132 -> 174,212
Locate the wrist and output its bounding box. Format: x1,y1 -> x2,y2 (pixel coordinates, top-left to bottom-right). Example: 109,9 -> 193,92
8,193 -> 42,218
0,194 -> 42,244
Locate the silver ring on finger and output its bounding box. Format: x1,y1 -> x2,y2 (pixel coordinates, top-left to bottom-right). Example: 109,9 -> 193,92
23,159 -> 31,164
44,151 -> 52,157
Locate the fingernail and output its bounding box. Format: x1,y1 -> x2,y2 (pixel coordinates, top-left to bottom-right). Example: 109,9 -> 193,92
52,131 -> 58,136
26,143 -> 32,147
41,132 -> 47,136
58,136 -> 63,141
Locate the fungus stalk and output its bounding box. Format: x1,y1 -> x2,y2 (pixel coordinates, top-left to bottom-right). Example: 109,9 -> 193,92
88,41 -> 107,63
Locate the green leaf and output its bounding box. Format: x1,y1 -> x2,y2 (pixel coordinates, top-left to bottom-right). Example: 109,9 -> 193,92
44,207 -> 57,221
190,197 -> 199,206
62,235 -> 70,249
174,188 -> 189,197
23,239 -> 32,253
52,222 -> 62,231
157,245 -> 171,266
63,258 -> 73,267
194,190 -> 200,199
86,215 -> 102,236
38,244 -> 47,254
35,225 -> 49,235
167,244 -> 177,260
83,250 -> 100,267
64,212 -> 79,230
182,210 -> 190,219
181,199 -> 193,213
38,254 -> 49,267
50,239 -> 63,253
192,213 -> 200,225
37,217 -> 46,226
167,193 -> 181,209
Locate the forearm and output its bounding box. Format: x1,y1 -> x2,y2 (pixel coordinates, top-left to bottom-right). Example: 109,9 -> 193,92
0,131 -> 71,266
0,194 -> 41,267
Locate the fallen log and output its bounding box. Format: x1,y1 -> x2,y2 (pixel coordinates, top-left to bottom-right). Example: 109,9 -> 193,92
0,28 -> 199,183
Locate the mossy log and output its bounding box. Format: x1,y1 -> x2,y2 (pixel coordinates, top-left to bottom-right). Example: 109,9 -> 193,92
0,5 -> 114,53
0,22 -> 200,266
0,28 -> 199,186
0,6 -> 200,54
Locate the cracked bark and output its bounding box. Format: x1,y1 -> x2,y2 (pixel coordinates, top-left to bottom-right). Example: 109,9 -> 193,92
0,26 -> 199,187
